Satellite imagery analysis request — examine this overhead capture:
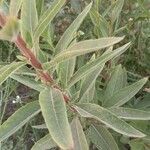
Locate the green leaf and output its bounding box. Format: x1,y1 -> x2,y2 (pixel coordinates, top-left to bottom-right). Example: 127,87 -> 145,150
103,78 -> 148,107
55,2 -> 93,87
34,0 -> 66,40
93,0 -> 101,11
68,43 -> 130,87
31,134 -> 56,150
9,0 -> 22,16
88,125 -> 119,150
10,74 -> 45,92
110,0 -> 124,24
90,7 -> 109,37
71,118 -> 89,150
79,64 -> 104,103
44,37 -> 124,69
39,87 -> 74,149
109,107 -> 150,120
55,2 -> 92,54
21,0 -> 38,38
129,139 -> 145,150
0,16 -> 20,41
57,58 -> 76,88
73,103 -> 145,137
0,62 -> 25,85
104,65 -> 127,101
0,101 -> 40,142
36,0 -> 44,18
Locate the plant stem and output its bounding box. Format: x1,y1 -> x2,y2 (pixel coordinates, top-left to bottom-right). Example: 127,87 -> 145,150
0,13 -> 70,103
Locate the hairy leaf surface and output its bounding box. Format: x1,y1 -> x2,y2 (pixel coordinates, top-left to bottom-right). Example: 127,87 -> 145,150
39,87 -> 74,149
73,103 -> 145,137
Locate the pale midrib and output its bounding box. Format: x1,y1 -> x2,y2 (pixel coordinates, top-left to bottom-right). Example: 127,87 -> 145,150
73,122 -> 82,150
50,90 -> 67,146
56,4 -> 91,51
76,105 -> 144,137
33,135 -> 55,149
0,63 -> 24,84
114,86 -> 143,107
80,65 -> 104,100
92,126 -> 110,150
35,0 -> 63,37
0,109 -> 40,142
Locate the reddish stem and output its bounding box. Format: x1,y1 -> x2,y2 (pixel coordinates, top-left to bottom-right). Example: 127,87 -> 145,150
0,13 -> 70,103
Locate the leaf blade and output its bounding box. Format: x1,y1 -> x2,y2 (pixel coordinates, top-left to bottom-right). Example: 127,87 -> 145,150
0,101 -> 40,142
39,87 -> 74,149
55,2 -> 92,54
109,107 -> 150,120
44,37 -> 124,69
0,62 -> 25,85
104,78 -> 148,107
71,118 -> 89,150
73,103 -> 145,137
31,134 -> 56,150
88,125 -> 119,150
68,42 -> 130,87
34,0 -> 66,39
9,0 -> 22,16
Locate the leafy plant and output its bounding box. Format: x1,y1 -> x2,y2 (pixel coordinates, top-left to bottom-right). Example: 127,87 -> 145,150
0,0 -> 149,150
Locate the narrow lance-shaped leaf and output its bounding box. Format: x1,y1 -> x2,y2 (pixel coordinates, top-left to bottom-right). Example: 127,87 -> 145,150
79,63 -> 104,103
110,0 -> 124,24
73,103 -> 145,137
44,37 -> 124,69
109,107 -> 150,120
103,77 -> 148,107
56,2 -> 93,87
31,134 -> 57,150
68,42 -> 130,88
88,125 -> 119,150
36,0 -> 44,18
90,7 -> 109,37
0,62 -> 25,85
0,101 -> 40,142
71,118 -> 89,150
104,65 -> 127,101
57,39 -> 76,89
34,0 -> 66,40
9,0 -> 23,16
21,0 -> 38,37
57,58 -> 76,88
39,87 -> 74,149
10,74 -> 45,92
55,2 -> 92,54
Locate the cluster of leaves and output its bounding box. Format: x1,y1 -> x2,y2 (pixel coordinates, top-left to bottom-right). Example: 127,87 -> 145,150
0,0 -> 149,150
